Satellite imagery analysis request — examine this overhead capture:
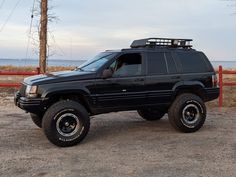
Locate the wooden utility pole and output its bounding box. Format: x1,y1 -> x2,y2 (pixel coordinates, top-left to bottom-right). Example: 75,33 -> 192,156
39,0 -> 48,74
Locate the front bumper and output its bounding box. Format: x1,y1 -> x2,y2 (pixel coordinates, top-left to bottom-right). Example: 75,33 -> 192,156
14,91 -> 47,114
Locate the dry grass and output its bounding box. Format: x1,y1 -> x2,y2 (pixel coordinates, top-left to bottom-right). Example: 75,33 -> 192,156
0,65 -> 74,83
207,86 -> 236,107
0,66 -> 236,107
0,65 -> 74,72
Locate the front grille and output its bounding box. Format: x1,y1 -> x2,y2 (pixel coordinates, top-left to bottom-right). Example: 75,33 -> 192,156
19,84 -> 27,97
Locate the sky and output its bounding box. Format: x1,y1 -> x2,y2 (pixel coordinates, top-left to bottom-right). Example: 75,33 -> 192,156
0,0 -> 235,61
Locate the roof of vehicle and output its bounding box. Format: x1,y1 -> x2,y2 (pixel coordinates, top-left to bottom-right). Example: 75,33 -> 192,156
105,38 -> 197,53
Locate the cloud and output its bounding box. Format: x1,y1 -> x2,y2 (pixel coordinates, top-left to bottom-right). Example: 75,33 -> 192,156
0,0 -> 235,60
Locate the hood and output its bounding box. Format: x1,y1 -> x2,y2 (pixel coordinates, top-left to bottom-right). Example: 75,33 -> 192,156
23,70 -> 96,85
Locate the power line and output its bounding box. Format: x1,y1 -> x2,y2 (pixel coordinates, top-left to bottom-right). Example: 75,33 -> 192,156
0,0 -> 22,32
29,0 -> 36,34
25,0 -> 37,60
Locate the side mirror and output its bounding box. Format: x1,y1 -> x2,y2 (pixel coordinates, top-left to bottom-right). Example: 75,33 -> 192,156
102,68 -> 113,79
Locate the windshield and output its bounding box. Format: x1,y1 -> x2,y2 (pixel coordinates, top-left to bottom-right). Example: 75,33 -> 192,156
77,52 -> 116,72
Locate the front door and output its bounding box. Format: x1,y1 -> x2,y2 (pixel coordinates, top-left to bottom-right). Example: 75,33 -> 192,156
95,53 -> 146,109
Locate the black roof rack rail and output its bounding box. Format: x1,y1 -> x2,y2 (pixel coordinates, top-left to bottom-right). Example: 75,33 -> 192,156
130,38 -> 193,49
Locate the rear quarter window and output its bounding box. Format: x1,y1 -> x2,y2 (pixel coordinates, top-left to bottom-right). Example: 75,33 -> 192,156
176,52 -> 210,73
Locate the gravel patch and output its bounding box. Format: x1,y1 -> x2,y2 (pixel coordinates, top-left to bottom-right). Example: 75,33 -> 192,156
0,102 -> 235,177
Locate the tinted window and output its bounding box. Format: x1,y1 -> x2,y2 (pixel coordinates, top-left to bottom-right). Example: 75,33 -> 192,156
112,53 -> 142,77
147,52 -> 167,75
165,53 -> 177,74
199,52 -> 214,71
177,52 -> 209,73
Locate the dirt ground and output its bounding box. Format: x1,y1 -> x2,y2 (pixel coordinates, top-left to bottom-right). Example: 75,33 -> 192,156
0,98 -> 236,177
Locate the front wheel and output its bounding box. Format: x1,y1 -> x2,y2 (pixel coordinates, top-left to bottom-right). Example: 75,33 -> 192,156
30,113 -> 42,128
42,100 -> 90,147
168,93 -> 206,133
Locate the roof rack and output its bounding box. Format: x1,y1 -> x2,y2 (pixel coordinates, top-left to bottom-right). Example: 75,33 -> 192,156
130,38 -> 193,49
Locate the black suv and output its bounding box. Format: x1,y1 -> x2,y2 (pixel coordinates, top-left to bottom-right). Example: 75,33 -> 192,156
15,38 -> 219,147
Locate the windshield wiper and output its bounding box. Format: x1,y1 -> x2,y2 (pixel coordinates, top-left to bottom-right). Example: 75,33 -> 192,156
75,67 -> 85,71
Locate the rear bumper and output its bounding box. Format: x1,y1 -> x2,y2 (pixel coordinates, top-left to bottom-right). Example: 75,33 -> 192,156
14,91 -> 47,114
205,88 -> 220,102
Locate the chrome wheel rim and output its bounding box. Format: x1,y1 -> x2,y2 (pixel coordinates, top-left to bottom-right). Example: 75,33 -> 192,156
56,113 -> 80,137
181,104 -> 200,128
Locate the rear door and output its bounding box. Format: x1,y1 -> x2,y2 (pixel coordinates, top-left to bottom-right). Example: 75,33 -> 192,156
145,52 -> 181,105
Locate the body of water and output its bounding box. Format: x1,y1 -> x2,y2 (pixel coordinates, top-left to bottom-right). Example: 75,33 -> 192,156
0,58 -> 236,69
210,61 -> 236,69
0,59 -> 85,67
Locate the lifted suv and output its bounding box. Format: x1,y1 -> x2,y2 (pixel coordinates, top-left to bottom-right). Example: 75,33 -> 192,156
15,38 -> 219,147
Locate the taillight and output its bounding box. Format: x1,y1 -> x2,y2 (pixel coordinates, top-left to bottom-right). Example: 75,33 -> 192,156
212,74 -> 218,87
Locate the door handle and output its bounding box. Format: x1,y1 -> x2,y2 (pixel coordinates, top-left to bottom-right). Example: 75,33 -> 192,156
171,76 -> 181,79
134,78 -> 144,82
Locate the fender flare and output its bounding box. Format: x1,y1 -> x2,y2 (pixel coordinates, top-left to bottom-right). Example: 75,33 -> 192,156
172,81 -> 206,99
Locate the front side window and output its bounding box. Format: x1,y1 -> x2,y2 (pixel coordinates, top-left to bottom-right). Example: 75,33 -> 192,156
111,53 -> 142,77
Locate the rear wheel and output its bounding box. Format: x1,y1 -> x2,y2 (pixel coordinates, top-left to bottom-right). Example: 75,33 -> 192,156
42,100 -> 90,147
137,108 -> 165,121
168,93 -> 206,133
30,113 -> 42,128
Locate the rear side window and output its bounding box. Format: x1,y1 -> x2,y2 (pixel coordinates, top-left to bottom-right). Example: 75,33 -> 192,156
177,52 -> 209,73
147,52 -> 167,75
165,53 -> 177,74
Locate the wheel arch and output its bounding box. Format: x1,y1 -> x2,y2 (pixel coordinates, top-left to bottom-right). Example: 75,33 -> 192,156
43,89 -> 92,114
172,81 -> 207,101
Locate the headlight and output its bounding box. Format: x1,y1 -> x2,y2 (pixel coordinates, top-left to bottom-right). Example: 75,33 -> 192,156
25,85 -> 38,98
